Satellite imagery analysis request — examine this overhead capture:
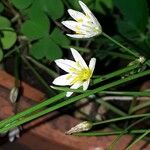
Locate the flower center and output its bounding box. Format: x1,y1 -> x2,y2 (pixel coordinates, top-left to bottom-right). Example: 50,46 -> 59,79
70,68 -> 92,84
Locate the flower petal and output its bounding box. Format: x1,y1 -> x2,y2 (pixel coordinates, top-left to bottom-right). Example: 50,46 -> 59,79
55,59 -> 77,72
66,33 -> 94,39
89,58 -> 96,73
62,20 -> 79,32
70,48 -> 88,68
79,1 -> 101,29
83,79 -> 90,91
52,74 -> 72,86
79,1 -> 92,17
66,82 -> 82,97
62,21 -> 89,34
68,9 -> 86,22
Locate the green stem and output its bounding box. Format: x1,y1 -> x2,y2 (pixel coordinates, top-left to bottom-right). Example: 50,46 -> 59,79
105,51 -> 135,60
93,64 -> 138,84
130,100 -> 150,114
93,113 -> 150,126
74,129 -> 148,136
108,115 -> 150,150
0,64 -> 139,129
0,92 -> 66,129
0,70 -> 149,133
126,129 -> 150,150
26,56 -> 58,78
51,87 -> 150,97
100,91 -> 150,97
22,56 -> 55,95
102,32 -> 150,67
102,32 -> 139,57
4,48 -> 17,58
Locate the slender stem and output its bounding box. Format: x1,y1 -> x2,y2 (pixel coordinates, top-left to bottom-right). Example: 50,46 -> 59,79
102,32 -> 150,67
93,113 -> 150,126
108,116 -> 150,150
102,32 -> 139,57
0,92 -> 66,129
100,91 -> 150,97
126,129 -> 150,150
22,56 -> 55,95
0,70 -> 149,133
0,64 -> 140,129
4,48 -> 17,58
130,101 -> 150,114
74,129 -> 148,136
105,51 -> 135,60
93,64 -> 138,84
26,56 -> 58,78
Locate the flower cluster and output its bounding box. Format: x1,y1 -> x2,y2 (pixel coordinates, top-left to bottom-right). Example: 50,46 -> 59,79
52,1 -> 100,97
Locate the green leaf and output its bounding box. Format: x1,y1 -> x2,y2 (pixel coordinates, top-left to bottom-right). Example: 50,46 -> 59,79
1,28 -> 17,49
94,0 -> 113,14
39,0 -> 64,19
50,28 -> 70,47
11,0 -> 34,9
21,12 -> 50,40
114,0 -> 148,32
66,0 -> 79,9
30,36 -> 62,60
0,16 -> 11,29
0,48 -> 3,61
0,2 -> 4,13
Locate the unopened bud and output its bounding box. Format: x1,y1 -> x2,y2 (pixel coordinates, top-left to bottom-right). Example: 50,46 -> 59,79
138,56 -> 145,63
10,87 -> 19,103
65,121 -> 93,135
8,127 -> 21,142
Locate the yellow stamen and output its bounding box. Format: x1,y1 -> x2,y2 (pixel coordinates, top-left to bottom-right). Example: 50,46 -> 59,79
77,18 -> 83,23
66,74 -> 72,80
70,68 -> 92,84
75,25 -> 81,34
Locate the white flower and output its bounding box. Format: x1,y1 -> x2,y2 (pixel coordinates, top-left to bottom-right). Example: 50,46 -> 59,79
62,0 -> 102,38
52,48 -> 96,97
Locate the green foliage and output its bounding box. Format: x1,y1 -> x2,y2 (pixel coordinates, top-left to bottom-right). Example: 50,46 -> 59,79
94,0 -> 113,14
0,16 -> 11,28
114,0 -> 149,56
11,0 -> 34,9
50,28 -> 70,47
114,0 -> 148,32
0,2 -> 4,13
0,48 -> 3,61
1,28 -> 17,50
38,0 -> 64,20
21,12 -> 50,40
30,36 -> 62,60
0,16 -> 16,50
67,0 -> 113,14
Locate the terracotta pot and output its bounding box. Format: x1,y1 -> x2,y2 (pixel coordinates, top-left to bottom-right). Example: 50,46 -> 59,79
0,70 -> 149,150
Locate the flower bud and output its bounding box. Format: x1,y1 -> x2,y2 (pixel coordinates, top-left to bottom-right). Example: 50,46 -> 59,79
8,127 -> 21,142
65,121 -> 93,135
9,87 -> 19,103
